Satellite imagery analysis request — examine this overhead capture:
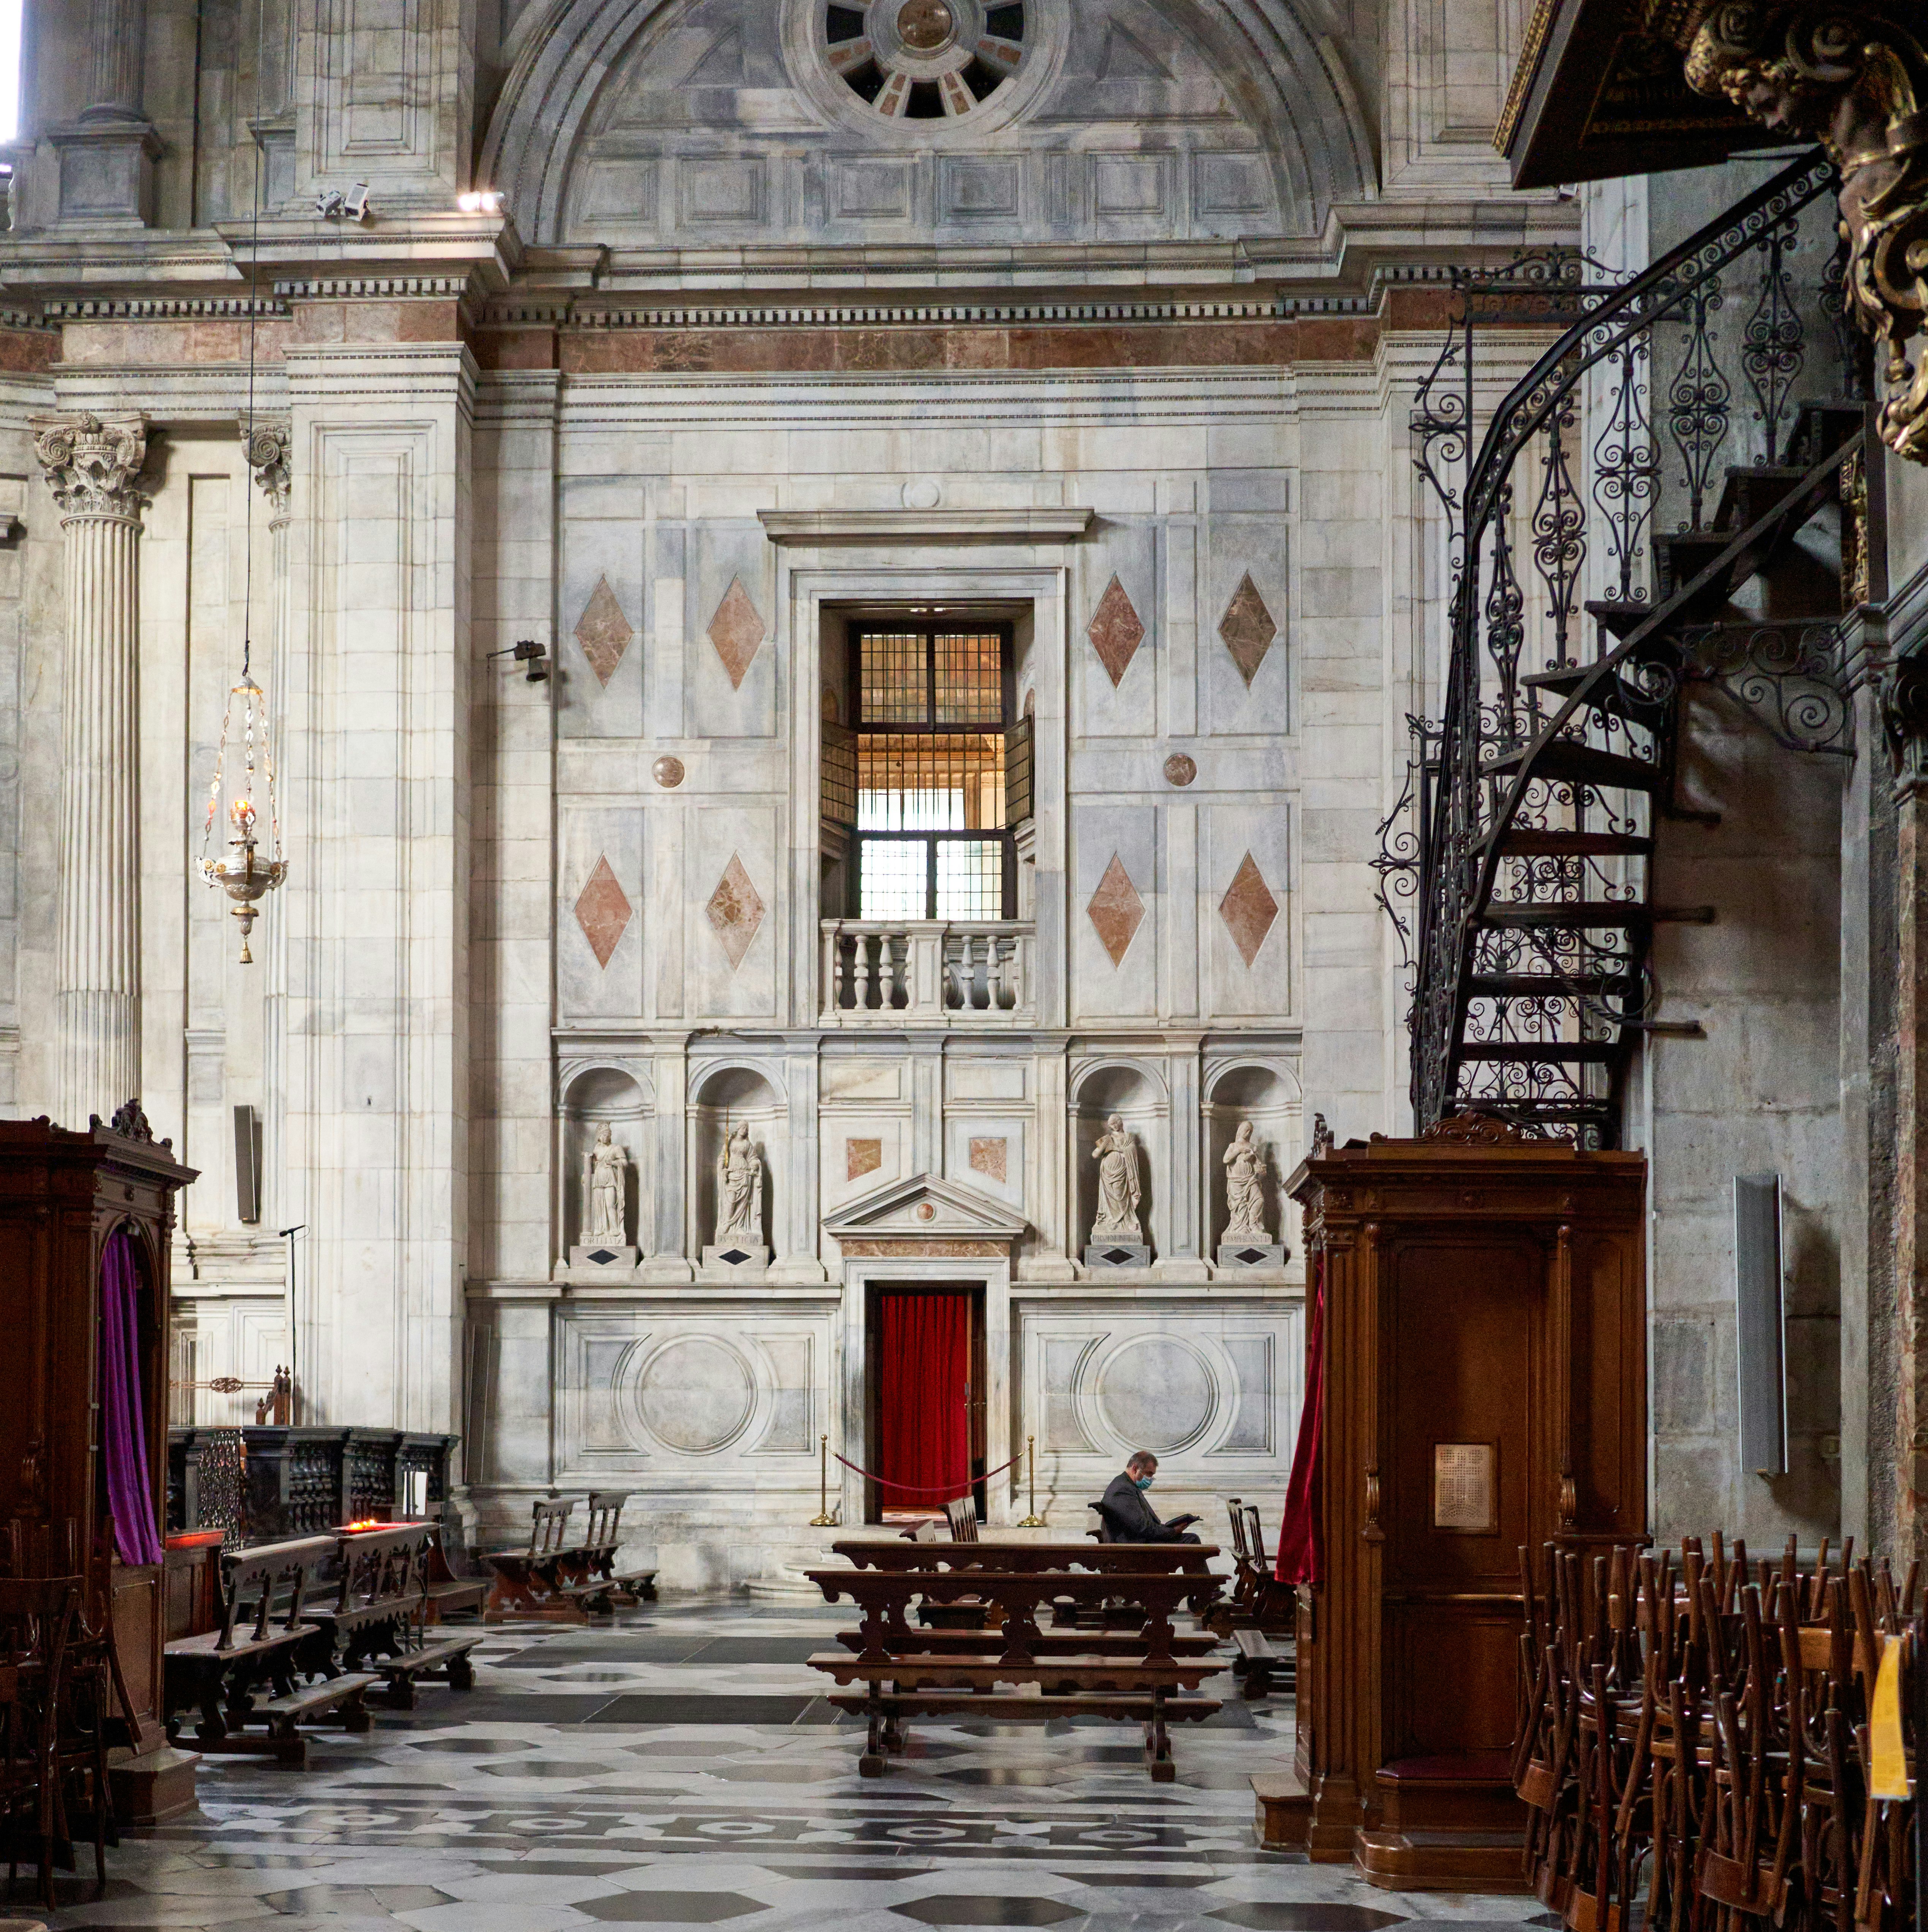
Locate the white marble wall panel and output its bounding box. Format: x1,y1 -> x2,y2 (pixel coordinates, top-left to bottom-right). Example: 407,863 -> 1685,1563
1071,802 -> 1158,1019
943,1114 -> 1027,1213
820,1113 -> 913,1214
168,1292 -> 289,1428
1074,521 -> 1158,739
1203,515 -> 1291,737
557,485 -> 647,739
1204,801 -> 1292,1017
557,806 -> 646,1020
689,804 -> 779,1018
688,522 -> 777,739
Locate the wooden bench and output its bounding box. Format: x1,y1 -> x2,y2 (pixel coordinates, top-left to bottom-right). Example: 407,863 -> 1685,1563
555,1492 -> 657,1612
481,1497 -> 584,1622
1216,1500 -> 1295,1694
163,1537 -> 376,1767
296,1523 -> 430,1677
808,1542 -> 1225,1781
423,1521 -> 489,1623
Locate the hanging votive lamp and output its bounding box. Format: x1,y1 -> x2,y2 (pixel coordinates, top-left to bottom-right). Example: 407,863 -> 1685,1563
199,671 -> 287,963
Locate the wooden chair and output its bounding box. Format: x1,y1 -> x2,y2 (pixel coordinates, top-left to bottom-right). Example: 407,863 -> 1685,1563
0,1576 -> 79,1910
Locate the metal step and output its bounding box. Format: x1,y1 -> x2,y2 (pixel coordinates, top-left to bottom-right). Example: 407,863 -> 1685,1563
1494,828 -> 1654,859
1457,1041 -> 1620,1063
1478,901 -> 1653,929
1715,463 -> 1808,535
1585,600 -> 1654,641
1482,739 -> 1664,793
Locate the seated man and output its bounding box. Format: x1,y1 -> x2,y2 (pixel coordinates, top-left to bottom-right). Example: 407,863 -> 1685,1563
1099,1452 -> 1202,1544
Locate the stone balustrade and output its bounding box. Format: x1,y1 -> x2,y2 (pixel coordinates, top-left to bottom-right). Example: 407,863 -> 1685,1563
820,920 -> 1035,1025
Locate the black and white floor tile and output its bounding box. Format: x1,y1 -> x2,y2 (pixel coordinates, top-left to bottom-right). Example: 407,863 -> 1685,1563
30,1599 -> 1555,1932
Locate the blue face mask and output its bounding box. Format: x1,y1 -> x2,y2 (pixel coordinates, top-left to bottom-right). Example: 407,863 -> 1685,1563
1135,1474 -> 1154,1491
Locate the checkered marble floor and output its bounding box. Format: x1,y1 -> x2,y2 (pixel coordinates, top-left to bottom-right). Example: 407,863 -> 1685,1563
34,1599 -> 1554,1932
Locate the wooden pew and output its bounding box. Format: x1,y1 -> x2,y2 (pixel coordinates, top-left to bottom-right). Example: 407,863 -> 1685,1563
481,1497 -> 585,1622
422,1521 -> 488,1624
163,1537 -> 375,1767
301,1522 -> 482,1709
554,1492 -> 657,1613
807,1541 -> 1225,1781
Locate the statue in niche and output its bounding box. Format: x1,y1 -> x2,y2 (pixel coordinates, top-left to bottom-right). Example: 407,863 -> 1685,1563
584,1125 -> 627,1242
1223,1121 -> 1269,1239
1091,1115 -> 1144,1242
715,1122 -> 765,1245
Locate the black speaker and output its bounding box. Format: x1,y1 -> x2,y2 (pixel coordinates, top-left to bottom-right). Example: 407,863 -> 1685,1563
233,1104 -> 262,1224
1733,1172 -> 1786,1476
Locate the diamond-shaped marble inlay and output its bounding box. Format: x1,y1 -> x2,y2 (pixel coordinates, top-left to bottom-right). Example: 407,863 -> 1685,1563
707,577 -> 765,690
1219,572 -> 1277,686
706,852 -> 765,969
574,855 -> 632,969
1087,852 -> 1145,967
574,575 -> 634,687
1087,575 -> 1145,687
1219,850 -> 1280,967
969,1136 -> 1007,1183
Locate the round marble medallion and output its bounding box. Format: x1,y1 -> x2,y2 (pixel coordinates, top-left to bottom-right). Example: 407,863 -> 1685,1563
1095,1336 -> 1216,1454
896,0 -> 955,49
902,477 -> 942,509
636,1336 -> 754,1453
915,1201 -> 937,1221
652,755 -> 685,789
1163,753 -> 1197,787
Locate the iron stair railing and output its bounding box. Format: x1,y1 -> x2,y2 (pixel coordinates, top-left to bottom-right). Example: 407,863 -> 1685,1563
1406,152 -> 1866,1147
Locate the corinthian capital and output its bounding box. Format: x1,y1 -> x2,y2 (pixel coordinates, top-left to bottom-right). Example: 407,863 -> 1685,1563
1654,1 -> 1928,461
31,412 -> 150,521
241,415 -> 290,521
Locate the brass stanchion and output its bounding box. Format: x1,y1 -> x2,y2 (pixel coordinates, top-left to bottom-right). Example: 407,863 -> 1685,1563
810,1432 -> 838,1526
1016,1433 -> 1046,1527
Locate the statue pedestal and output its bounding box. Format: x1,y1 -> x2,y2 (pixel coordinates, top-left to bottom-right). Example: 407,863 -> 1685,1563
1217,1240 -> 1287,1272
570,1243 -> 639,1272
702,1243 -> 770,1277
1084,1241 -> 1150,1271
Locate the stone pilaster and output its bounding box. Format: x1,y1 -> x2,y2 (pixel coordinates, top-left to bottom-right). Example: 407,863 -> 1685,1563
243,417 -> 291,1232
1882,649 -> 1928,1559
32,412 -> 149,1129
47,0 -> 161,226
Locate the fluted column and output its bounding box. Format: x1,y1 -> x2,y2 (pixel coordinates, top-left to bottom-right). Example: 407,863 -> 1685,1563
33,413 -> 149,1128
244,417 -> 292,1229
82,0 -> 148,120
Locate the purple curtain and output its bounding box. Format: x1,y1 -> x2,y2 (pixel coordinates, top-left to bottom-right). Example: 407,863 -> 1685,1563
101,1228 -> 163,1565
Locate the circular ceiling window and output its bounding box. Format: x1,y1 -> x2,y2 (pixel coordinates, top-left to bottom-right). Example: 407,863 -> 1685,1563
824,0 -> 1027,121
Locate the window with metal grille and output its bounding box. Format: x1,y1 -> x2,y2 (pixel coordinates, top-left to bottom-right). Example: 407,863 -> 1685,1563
847,625 -> 1013,919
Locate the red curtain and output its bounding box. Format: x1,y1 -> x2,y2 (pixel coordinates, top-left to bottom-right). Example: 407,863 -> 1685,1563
1276,1248 -> 1325,1585
877,1291 -> 971,1507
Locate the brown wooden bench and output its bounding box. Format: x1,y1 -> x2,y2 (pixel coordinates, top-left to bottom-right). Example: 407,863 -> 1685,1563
481,1497 -> 584,1622
298,1522 -> 483,1708
163,1537 -> 376,1767
423,1520 -> 489,1623
555,1492 -> 657,1612
1219,1501 -> 1294,1694
808,1546 -> 1225,1781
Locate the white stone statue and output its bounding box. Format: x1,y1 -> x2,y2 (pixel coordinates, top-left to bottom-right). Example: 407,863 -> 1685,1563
715,1122 -> 764,1245
1223,1121 -> 1269,1239
1091,1114 -> 1144,1242
584,1124 -> 626,1242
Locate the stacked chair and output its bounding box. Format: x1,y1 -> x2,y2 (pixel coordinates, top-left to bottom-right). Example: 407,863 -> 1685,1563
1515,1534 -> 1919,1932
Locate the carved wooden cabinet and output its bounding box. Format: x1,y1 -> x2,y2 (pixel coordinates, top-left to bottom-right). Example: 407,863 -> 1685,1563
1285,1121 -> 1646,1889
0,1107 -> 199,1821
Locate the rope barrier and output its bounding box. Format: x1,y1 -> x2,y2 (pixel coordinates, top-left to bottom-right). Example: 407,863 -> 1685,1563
832,1447 -> 1025,1498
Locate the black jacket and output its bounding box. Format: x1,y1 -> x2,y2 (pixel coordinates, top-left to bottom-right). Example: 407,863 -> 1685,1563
1099,1470 -> 1188,1542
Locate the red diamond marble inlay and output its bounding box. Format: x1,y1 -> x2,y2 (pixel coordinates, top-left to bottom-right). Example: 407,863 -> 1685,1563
706,851 -> 765,969
574,576 -> 634,687
1087,852 -> 1145,967
1087,575 -> 1145,687
574,856 -> 632,969
1219,850 -> 1279,968
1218,572 -> 1277,686
707,577 -> 766,691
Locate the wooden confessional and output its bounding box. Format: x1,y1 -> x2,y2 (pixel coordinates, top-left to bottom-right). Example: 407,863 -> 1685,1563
1281,1118 -> 1646,1889
0,1105 -> 200,1821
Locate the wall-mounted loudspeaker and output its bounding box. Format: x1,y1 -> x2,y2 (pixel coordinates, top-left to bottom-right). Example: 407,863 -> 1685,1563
233,1105 -> 262,1225
1733,1172 -> 1786,1477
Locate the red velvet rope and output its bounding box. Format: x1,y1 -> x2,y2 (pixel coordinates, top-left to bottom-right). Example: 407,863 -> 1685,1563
833,1448 -> 1025,1496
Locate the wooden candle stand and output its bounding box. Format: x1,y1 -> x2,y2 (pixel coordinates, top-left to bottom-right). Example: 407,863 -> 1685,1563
1274,1117 -> 1647,1891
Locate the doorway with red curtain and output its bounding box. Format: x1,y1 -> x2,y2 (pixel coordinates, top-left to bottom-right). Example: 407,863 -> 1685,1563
868,1285 -> 985,1522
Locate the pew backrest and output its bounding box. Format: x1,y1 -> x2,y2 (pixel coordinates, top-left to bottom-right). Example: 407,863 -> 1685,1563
584,1491 -> 631,1553
945,1497 -> 979,1544
219,1535 -> 337,1649
530,1497 -> 576,1559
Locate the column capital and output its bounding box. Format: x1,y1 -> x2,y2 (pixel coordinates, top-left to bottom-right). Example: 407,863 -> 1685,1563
1652,0 -> 1928,462
241,415 -> 291,524
31,412 -> 149,522
1881,650 -> 1928,801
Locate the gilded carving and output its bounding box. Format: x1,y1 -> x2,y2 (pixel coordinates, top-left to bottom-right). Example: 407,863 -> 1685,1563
1652,0 -> 1928,461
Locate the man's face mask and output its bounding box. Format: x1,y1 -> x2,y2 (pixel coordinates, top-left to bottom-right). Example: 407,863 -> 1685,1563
1135,1473 -> 1155,1491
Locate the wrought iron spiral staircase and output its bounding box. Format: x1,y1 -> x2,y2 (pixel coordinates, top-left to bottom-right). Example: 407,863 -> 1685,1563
1399,154 -> 1870,1148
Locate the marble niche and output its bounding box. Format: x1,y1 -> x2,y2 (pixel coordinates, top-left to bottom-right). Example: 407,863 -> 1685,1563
1206,1065 -> 1296,1272
563,1068 -> 647,1272
694,1065 -> 778,1276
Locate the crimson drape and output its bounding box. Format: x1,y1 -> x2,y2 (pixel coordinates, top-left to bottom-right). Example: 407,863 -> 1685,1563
877,1290 -> 971,1507
1275,1247 -> 1324,1585
101,1227 -> 163,1566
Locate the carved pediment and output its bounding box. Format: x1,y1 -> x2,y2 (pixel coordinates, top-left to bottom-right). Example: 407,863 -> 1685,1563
823,1172 -> 1028,1245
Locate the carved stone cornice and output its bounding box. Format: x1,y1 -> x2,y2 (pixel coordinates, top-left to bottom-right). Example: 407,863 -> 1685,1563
241,415 -> 290,523
30,411 -> 149,522
1880,648 -> 1928,799
1648,1 -> 1928,462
